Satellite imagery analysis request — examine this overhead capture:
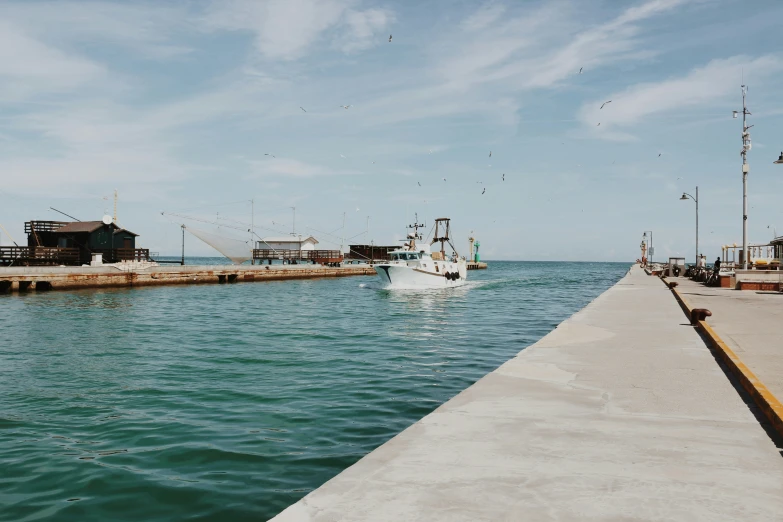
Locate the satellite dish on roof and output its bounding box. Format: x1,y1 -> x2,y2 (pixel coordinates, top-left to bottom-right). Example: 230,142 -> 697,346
102,215 -> 112,225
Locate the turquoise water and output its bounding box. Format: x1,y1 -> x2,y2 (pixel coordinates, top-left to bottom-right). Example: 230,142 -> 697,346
0,261 -> 629,521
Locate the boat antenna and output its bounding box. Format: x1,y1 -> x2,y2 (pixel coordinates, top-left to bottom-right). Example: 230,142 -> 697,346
407,213 -> 425,250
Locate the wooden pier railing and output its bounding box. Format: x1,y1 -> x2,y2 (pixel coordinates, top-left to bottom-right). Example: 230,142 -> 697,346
0,246 -> 80,266
252,249 -> 343,263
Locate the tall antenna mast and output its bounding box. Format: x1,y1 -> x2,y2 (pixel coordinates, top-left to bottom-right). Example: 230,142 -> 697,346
738,84 -> 752,269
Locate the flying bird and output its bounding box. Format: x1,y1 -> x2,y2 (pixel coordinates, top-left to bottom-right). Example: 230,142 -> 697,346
389,34 -> 392,43
489,151 -> 492,158
340,154 -> 346,159
429,149 -> 433,154
600,100 -> 612,109
442,177 -> 447,182
502,173 -> 505,181
417,182 -> 421,186
579,67 -> 583,74
658,153 -> 662,157
481,188 -> 486,195
356,207 -> 360,212
340,105 -> 352,109
264,153 -> 276,158
300,106 -> 307,112
596,122 -> 601,126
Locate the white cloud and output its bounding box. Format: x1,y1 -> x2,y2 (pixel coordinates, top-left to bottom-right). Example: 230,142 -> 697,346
247,157 -> 357,178
578,54 -> 783,134
336,8 -> 395,53
345,0 -> 690,128
0,2 -> 194,60
0,21 -> 106,98
460,4 -> 506,32
202,0 -> 393,60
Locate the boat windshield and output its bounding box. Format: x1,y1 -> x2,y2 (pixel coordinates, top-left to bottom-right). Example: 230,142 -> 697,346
391,252 -> 420,261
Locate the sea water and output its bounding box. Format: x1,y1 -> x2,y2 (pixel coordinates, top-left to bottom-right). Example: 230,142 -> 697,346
0,261 -> 629,521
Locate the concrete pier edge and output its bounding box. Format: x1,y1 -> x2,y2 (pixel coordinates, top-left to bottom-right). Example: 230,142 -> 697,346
663,275 -> 783,440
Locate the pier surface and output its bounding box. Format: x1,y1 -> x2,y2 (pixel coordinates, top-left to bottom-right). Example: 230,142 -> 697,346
273,265 -> 783,521
0,264 -> 374,292
673,277 -> 783,420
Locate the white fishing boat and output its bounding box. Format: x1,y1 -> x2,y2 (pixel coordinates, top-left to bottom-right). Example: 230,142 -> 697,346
374,217 -> 467,289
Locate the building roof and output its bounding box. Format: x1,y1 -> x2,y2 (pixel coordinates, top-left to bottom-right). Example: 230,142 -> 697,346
53,221 -> 138,236
53,221 -> 107,234
114,228 -> 139,237
259,236 -> 318,244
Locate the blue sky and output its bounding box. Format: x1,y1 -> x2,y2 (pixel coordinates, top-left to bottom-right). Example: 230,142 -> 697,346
1,0 -> 782,261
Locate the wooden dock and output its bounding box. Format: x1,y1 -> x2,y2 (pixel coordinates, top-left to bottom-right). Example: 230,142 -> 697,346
0,264 -> 375,293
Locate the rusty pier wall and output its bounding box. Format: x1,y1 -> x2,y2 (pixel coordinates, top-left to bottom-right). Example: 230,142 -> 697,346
0,264 -> 376,293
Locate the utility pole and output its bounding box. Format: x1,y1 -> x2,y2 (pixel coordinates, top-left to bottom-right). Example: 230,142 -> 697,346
181,224 -> 185,265
736,85 -> 752,270
340,211 -> 346,254
251,199 -> 254,265
291,206 -> 296,235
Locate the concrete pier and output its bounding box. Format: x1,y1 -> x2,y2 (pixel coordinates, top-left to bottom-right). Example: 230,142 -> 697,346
0,264 -> 375,293
272,265 -> 783,521
670,276 -> 783,437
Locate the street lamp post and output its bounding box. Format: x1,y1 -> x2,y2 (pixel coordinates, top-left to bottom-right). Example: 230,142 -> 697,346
643,231 -> 653,265
680,187 -> 699,266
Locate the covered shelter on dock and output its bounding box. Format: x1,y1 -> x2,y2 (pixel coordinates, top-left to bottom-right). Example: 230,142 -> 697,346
252,235 -> 342,264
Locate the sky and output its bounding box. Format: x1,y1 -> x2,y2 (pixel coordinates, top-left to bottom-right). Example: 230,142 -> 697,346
1,0 -> 783,261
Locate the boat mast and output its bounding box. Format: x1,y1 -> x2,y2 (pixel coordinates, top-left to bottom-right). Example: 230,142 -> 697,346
407,213 -> 424,251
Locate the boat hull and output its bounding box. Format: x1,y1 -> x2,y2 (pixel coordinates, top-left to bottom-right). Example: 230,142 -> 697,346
374,264 -> 466,289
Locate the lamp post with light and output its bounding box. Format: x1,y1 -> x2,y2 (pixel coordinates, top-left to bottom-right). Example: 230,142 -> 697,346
680,187 -> 699,266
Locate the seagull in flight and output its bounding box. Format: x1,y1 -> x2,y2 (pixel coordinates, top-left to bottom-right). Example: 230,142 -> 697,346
264,153 -> 276,158
579,67 -> 583,74
300,106 -> 307,112
356,207 -> 360,212
418,182 -> 421,187
502,173 -> 505,181
658,153 -> 662,157
596,122 -> 601,126
340,105 -> 352,109
481,188 -> 486,195
340,154 -> 346,159
600,100 -> 612,109
389,34 -> 392,43
442,177 -> 447,182
489,151 -> 492,158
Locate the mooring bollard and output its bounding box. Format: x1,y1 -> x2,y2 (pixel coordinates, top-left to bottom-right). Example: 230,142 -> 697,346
690,308 -> 712,325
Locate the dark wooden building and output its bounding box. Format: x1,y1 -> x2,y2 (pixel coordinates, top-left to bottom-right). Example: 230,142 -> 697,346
348,244 -> 398,262
0,220 -> 149,266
